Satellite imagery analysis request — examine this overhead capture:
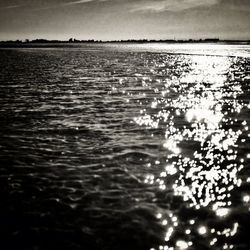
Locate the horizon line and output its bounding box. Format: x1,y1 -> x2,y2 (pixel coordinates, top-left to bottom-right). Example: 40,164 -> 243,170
1,38 -> 250,43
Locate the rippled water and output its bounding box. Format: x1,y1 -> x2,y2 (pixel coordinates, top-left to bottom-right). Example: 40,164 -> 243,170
0,43 -> 250,250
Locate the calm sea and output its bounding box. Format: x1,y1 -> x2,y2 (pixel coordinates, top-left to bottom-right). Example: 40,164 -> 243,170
0,43 -> 249,250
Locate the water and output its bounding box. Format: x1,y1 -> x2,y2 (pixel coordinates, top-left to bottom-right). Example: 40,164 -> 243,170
0,43 -> 249,250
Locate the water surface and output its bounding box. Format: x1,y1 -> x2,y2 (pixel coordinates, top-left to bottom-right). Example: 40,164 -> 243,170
0,43 -> 249,250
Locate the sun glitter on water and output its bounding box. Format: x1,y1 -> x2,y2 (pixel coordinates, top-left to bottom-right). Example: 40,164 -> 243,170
132,54 -> 249,250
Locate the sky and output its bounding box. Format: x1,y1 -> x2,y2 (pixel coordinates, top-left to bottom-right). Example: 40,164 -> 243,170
0,0 -> 249,41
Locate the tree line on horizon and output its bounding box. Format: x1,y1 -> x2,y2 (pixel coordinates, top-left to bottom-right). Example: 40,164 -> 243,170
0,38 -> 249,44
0,38 -> 222,43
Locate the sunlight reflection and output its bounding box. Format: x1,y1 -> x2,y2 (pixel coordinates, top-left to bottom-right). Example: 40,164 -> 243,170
130,53 -> 248,250
176,240 -> 189,249
198,226 -> 207,235
215,207 -> 230,217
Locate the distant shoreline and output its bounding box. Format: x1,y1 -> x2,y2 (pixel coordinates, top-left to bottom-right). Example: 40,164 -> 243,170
0,40 -> 249,48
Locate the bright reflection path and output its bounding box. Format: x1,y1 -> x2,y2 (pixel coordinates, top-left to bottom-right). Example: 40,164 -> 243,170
130,53 -> 250,250
117,43 -> 250,58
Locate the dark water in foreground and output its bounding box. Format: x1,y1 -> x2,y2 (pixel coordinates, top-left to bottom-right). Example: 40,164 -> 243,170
0,44 -> 250,250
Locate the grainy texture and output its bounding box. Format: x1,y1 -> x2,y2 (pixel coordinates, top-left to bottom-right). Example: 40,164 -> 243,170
0,44 -> 249,250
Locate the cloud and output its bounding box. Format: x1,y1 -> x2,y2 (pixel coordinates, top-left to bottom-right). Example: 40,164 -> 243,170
64,0 -> 95,6
220,0 -> 250,12
34,0 -> 98,10
0,5 -> 23,10
130,0 -> 220,13
64,0 -> 111,6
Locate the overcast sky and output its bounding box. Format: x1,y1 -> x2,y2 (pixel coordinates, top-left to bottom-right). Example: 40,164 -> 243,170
0,0 -> 249,40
